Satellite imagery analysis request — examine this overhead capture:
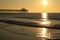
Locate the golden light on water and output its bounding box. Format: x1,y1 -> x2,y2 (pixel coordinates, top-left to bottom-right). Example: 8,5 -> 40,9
36,28 -> 50,38
42,12 -> 47,19
41,28 -> 47,37
36,13 -> 51,38
40,12 -> 51,27
40,20 -> 51,26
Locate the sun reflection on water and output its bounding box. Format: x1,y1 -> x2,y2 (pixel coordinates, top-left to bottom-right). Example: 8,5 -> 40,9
40,12 -> 51,27
36,28 -> 51,39
41,28 -> 47,37
36,12 -> 51,39
42,12 -> 47,19
40,20 -> 51,27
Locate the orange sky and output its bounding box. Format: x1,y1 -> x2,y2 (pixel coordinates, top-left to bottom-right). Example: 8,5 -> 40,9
0,0 -> 60,13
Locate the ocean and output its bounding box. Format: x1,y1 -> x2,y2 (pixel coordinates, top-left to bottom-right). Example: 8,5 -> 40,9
0,12 -> 60,40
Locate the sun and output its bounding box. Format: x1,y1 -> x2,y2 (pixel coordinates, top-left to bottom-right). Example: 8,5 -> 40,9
42,0 -> 48,6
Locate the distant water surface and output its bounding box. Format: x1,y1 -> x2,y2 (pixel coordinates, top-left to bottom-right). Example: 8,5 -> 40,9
0,12 -> 60,40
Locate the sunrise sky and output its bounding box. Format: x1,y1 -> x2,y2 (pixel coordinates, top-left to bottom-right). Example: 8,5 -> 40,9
0,0 -> 60,12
